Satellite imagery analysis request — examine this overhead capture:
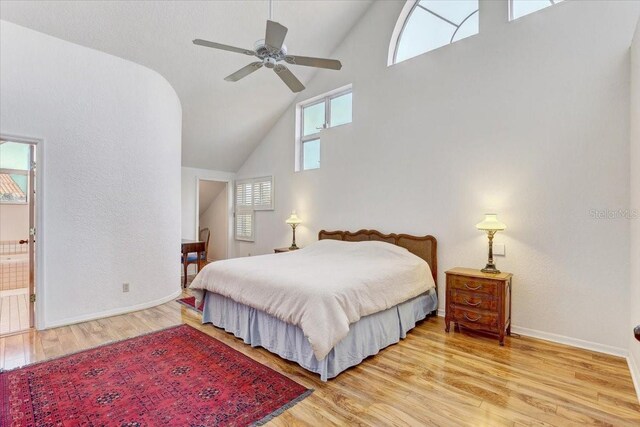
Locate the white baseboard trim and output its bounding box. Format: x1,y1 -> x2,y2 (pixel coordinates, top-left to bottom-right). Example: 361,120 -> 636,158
628,351 -> 640,403
42,289 -> 182,330
435,308 -> 626,357
509,325 -> 627,357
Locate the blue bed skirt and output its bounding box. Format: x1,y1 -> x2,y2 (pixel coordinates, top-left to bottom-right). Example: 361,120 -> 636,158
201,288 -> 438,381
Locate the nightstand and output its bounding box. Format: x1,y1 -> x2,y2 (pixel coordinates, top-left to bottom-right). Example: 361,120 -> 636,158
274,247 -> 299,253
445,267 -> 513,346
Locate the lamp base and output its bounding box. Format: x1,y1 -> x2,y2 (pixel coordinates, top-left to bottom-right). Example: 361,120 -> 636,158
289,244 -> 299,250
481,264 -> 501,274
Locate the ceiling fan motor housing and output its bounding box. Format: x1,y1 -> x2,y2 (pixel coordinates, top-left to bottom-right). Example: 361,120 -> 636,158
263,57 -> 277,68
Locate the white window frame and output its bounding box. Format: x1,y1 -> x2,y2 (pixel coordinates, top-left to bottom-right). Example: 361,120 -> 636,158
388,0 -> 479,66
295,84 -> 352,172
234,176 -> 274,241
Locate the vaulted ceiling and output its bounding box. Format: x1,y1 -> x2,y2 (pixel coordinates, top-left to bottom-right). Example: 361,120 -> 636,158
0,0 -> 373,172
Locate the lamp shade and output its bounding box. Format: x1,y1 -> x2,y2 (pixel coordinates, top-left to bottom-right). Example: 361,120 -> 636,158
476,213 -> 506,231
286,211 -> 302,225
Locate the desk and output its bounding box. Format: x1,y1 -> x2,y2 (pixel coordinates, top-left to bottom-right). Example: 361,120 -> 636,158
181,239 -> 206,287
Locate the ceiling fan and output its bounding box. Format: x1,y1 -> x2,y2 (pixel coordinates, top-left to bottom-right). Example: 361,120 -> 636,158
192,0 -> 342,93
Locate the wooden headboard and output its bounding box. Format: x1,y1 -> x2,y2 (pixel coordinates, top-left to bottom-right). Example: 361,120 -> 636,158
318,229 -> 438,288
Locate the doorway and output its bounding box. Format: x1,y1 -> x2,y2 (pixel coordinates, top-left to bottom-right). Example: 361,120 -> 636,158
0,139 -> 37,336
192,179 -> 229,277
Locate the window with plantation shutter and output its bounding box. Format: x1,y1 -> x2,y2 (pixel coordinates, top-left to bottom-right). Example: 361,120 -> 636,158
253,177 -> 273,211
234,176 -> 273,241
235,211 -> 254,241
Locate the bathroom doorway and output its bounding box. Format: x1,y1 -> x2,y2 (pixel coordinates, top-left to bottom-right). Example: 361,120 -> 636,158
0,139 -> 37,335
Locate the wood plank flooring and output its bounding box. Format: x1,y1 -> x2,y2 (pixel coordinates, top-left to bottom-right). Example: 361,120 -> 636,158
0,288 -> 29,335
1,289 -> 638,426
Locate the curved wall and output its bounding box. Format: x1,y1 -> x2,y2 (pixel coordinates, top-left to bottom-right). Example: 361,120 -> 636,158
0,21 -> 182,328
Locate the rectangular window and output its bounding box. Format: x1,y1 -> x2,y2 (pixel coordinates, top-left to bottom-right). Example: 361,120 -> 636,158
0,141 -> 31,204
234,176 -> 273,241
296,85 -> 352,172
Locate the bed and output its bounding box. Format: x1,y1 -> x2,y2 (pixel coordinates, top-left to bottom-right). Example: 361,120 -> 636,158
189,229 -> 438,381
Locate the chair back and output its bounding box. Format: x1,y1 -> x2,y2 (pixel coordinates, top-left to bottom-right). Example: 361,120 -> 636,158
199,228 -> 211,260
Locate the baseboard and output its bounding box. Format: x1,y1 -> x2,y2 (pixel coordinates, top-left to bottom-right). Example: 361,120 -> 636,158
436,308 -> 626,357
509,325 -> 627,357
628,351 -> 640,403
43,289 -> 182,330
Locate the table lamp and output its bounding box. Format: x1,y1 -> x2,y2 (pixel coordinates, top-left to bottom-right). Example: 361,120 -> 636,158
286,211 -> 302,250
476,213 -> 506,274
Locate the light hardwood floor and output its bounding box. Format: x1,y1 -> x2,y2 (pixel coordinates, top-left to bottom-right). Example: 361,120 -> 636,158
1,289 -> 639,426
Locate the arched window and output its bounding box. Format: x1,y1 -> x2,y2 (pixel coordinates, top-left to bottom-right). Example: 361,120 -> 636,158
510,0 -> 564,21
390,0 -> 479,65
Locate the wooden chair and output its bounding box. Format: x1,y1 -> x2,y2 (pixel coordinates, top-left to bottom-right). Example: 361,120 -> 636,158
182,228 -> 210,281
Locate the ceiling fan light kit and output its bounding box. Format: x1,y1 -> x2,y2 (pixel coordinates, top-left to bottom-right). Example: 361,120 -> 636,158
193,1 -> 342,93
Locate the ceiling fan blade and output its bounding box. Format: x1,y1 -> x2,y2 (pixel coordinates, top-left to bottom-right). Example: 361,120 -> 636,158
224,62 -> 264,82
284,55 -> 342,70
265,20 -> 288,50
273,64 -> 305,93
193,39 -> 255,56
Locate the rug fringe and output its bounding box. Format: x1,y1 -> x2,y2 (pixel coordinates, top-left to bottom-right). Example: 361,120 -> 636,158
251,388 -> 314,426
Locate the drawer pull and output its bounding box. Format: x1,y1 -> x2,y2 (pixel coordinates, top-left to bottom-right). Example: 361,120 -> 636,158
464,313 -> 481,322
464,283 -> 482,291
463,298 -> 481,307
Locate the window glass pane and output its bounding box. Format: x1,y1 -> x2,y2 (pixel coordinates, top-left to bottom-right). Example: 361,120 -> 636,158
0,142 -> 30,170
303,102 -> 325,136
303,139 -> 320,170
330,93 -> 352,127
396,9 -> 454,63
511,0 -> 559,20
420,0 -> 477,26
452,10 -> 478,43
395,1 -> 479,64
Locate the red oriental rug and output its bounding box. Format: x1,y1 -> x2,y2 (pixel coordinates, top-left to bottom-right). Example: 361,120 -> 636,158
177,296 -> 205,312
1,324 -> 311,426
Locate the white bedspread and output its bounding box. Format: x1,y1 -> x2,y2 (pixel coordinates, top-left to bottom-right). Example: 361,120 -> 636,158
189,239 -> 435,360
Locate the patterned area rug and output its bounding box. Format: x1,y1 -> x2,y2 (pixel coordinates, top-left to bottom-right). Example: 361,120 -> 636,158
177,295 -> 204,312
1,324 -> 311,426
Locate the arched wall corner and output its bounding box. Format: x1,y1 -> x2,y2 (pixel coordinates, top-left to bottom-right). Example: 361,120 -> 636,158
0,20 -> 183,329
387,0 -> 416,66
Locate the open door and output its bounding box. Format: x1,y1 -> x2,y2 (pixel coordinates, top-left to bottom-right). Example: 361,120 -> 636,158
28,144 -> 36,328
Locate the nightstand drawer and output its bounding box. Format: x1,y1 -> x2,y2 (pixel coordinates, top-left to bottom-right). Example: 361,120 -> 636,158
449,276 -> 498,296
451,306 -> 498,327
450,291 -> 497,311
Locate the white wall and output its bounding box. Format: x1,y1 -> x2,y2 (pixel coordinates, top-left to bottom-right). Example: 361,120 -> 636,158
199,185 -> 228,261
629,16 -> 640,401
181,167 -> 235,264
235,0 -> 640,354
0,21 -> 182,328
0,204 -> 29,241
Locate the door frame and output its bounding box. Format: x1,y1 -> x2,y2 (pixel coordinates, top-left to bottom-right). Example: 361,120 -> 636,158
194,177 -> 231,262
1,133 -> 45,330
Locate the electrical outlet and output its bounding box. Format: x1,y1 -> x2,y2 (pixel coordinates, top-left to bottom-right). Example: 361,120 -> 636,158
122,283 -> 130,293
494,243 -> 506,256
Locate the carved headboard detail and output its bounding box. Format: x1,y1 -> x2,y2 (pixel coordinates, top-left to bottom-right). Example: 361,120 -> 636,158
318,229 -> 438,288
